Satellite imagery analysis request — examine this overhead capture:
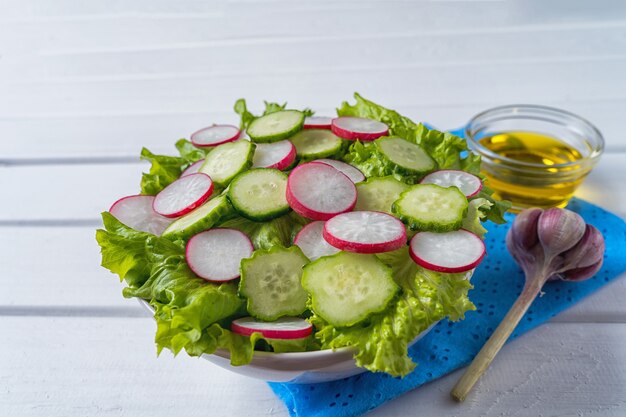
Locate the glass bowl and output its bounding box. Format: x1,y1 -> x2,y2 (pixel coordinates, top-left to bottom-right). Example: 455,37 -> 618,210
464,104 -> 604,211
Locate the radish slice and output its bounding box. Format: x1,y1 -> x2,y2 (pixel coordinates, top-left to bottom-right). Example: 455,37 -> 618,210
317,159 -> 365,183
304,116 -> 333,130
191,124 -> 241,147
186,228 -> 253,282
231,316 -> 313,339
323,211 -> 406,254
409,229 -> 486,273
153,173 -> 214,218
331,117 -> 389,141
252,140 -> 296,170
420,170 -> 483,198
109,195 -> 173,236
286,162 -> 357,221
180,159 -> 205,177
294,221 -> 340,261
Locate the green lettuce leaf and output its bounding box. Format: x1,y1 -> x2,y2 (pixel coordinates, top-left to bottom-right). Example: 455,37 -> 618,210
96,212 -> 183,287
265,336 -> 319,353
140,139 -> 210,195
474,186 -> 512,224
340,92 -> 510,224
175,138 -> 210,162
461,198 -> 491,238
337,93 -> 417,139
339,93 -> 474,172
310,247 -> 475,377
218,212 -> 309,250
96,212 -> 295,364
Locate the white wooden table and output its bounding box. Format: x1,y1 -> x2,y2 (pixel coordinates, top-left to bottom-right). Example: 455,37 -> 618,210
2,2 -> 626,416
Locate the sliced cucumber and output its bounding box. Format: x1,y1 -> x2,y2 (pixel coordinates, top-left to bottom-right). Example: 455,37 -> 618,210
375,137 -> 436,176
302,252 -> 398,327
392,184 -> 468,232
227,168 -> 290,221
199,140 -> 255,187
355,176 -> 409,213
247,110 -> 305,143
289,129 -> 343,161
239,246 -> 310,321
162,195 -> 234,240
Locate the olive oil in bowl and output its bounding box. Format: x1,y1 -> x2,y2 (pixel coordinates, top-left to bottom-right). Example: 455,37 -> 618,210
465,105 -> 604,211
478,131 -> 584,209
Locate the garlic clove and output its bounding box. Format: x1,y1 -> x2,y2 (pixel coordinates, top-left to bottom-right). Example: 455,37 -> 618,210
537,208 -> 586,259
555,258 -> 603,282
560,225 -> 606,270
509,207 -> 542,251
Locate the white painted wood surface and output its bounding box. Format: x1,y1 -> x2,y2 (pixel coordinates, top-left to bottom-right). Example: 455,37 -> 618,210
1,1 -> 625,416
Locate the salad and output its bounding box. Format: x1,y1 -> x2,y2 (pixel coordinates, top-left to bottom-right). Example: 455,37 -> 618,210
96,93 -> 510,377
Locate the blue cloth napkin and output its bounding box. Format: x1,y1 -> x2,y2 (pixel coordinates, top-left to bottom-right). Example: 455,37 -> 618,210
269,198 -> 626,417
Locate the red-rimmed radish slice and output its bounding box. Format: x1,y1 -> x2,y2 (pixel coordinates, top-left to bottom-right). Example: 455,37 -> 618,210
180,159 -> 205,177
317,159 -> 365,183
153,173 -> 214,218
286,162 -> 357,221
186,228 -> 253,282
331,117 -> 389,141
420,170 -> 483,198
109,195 -> 173,235
231,316 -> 313,339
294,221 -> 340,261
409,229 -> 486,273
304,116 -> 333,130
191,124 -> 241,147
323,211 -> 406,254
252,140 -> 296,170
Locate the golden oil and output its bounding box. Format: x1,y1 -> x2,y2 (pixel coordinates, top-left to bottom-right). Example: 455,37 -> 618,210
478,131 -> 586,211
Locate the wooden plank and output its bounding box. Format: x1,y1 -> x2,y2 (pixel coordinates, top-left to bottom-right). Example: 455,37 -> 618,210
1,153 -> 624,222
0,316 -> 285,417
0,226 -> 142,310
2,0 -> 624,24
0,162 -> 146,222
2,58 -> 625,118
1,318 -> 625,416
3,23 -> 626,81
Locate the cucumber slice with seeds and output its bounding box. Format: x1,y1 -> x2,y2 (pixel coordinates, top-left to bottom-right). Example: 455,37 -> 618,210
392,184 -> 468,232
247,110 -> 305,143
302,252 -> 398,327
355,176 -> 409,213
199,140 -> 255,187
290,129 -> 343,161
162,195 -> 234,240
239,246 -> 310,321
375,137 -> 436,176
227,168 -> 290,221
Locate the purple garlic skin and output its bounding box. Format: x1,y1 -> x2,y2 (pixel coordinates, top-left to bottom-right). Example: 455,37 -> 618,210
506,207 -> 606,284
552,224 -> 606,281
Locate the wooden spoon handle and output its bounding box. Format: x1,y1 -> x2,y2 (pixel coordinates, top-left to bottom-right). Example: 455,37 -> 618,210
451,281 -> 543,402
